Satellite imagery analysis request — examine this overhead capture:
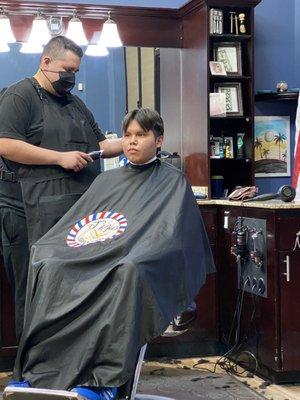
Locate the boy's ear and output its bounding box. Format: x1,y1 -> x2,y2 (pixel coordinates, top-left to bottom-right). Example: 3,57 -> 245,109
156,135 -> 164,148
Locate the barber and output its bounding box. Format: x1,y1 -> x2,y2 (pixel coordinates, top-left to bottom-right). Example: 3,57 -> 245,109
0,36 -> 122,338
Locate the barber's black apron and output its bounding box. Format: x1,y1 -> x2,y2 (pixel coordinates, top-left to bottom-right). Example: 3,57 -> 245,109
19,79 -> 101,246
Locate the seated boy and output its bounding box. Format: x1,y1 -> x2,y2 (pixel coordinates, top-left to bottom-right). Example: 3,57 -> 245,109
11,108 -> 215,400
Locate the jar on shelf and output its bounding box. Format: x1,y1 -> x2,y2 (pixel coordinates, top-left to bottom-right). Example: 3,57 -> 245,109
211,175 -> 224,198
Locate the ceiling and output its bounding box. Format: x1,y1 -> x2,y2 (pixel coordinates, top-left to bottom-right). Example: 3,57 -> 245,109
33,0 -> 191,9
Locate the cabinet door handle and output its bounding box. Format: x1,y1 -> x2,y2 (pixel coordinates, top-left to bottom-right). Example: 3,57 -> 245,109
283,255 -> 290,282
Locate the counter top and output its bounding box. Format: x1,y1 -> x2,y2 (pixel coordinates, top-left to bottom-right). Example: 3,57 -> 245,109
196,199 -> 300,209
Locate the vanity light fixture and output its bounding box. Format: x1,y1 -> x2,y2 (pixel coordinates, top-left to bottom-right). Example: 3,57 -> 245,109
47,16 -> 64,36
0,41 -> 10,52
66,10 -> 88,46
0,8 -> 16,44
20,41 -> 43,54
85,31 -> 109,57
26,11 -> 51,46
98,11 -> 123,48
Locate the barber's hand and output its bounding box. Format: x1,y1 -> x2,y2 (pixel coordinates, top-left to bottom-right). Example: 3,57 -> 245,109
57,151 -> 93,172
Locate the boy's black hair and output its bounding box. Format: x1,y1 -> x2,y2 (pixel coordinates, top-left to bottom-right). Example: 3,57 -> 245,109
122,108 -> 164,138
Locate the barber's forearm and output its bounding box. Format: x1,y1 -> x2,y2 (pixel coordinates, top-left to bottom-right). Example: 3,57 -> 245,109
0,138 -> 61,165
99,138 -> 123,157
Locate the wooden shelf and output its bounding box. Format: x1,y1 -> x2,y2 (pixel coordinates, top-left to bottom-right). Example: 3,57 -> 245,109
211,75 -> 251,80
183,0 -> 260,195
210,157 -> 251,162
210,34 -> 252,40
210,116 -> 251,120
255,92 -> 299,101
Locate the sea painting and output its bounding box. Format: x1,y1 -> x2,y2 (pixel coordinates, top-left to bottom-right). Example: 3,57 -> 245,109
254,116 -> 290,177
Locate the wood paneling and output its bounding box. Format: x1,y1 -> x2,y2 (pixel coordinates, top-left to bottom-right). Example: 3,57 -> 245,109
181,6 -> 209,186
1,1 -> 182,47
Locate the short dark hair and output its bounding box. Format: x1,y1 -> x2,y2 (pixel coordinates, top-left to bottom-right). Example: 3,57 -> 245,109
41,36 -> 83,60
122,108 -> 164,138
0,87 -> 7,97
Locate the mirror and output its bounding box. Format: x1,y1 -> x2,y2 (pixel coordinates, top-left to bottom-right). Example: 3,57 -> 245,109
0,44 -> 182,154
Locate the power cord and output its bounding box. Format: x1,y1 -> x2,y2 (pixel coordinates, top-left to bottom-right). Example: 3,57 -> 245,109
193,266 -> 260,377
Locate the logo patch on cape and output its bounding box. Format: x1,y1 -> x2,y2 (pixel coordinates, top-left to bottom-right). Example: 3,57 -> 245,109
66,211 -> 128,247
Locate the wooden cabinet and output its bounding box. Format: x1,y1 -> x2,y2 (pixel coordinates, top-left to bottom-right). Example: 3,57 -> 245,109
279,251 -> 300,372
181,0 -> 260,196
218,205 -> 300,383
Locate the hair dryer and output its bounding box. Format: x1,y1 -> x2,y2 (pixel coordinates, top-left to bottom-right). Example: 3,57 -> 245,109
243,185 -> 296,203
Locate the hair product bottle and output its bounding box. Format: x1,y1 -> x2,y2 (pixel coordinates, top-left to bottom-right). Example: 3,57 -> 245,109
236,133 -> 245,158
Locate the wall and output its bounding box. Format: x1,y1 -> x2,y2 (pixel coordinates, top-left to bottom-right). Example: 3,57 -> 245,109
254,0 -> 299,193
0,44 -> 126,137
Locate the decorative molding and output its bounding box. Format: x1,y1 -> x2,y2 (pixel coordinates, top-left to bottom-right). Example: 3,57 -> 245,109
1,0 -> 182,47
0,1 -> 180,19
180,0 -> 261,16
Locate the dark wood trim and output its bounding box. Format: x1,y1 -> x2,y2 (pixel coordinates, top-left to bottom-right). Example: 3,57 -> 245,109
0,1 -> 262,46
180,0 -> 262,17
179,0 -> 207,17
205,0 -> 261,7
137,47 -> 142,108
1,1 -> 182,47
0,1 -> 180,19
255,92 -> 299,102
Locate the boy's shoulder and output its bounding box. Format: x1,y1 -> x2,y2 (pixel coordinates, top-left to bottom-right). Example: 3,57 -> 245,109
159,160 -> 185,176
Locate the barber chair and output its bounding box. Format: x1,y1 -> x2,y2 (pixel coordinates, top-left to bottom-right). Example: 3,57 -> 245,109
2,345 -> 174,400
3,304 -> 197,400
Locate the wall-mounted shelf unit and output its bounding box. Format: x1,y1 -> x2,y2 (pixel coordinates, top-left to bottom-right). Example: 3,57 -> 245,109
181,0 -> 261,197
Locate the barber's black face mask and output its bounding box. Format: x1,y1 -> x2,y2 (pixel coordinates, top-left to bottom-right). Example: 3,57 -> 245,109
51,71 -> 76,95
42,69 -> 76,95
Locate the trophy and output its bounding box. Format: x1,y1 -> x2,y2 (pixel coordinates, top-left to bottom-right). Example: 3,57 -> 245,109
229,12 -> 238,35
276,81 -> 288,92
238,13 -> 246,34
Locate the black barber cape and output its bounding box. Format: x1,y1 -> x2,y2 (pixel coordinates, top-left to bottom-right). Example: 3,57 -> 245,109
14,160 -> 215,390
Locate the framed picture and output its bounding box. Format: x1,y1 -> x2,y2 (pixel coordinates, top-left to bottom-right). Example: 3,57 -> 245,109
214,82 -> 243,116
254,116 -> 291,177
209,92 -> 226,117
213,42 -> 242,75
209,61 -> 227,76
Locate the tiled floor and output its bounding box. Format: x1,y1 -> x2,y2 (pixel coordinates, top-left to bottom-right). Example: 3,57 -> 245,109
1,357 -> 300,400
140,357 -> 300,400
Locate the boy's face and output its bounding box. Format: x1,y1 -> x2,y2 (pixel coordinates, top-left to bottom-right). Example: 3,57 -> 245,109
122,119 -> 163,164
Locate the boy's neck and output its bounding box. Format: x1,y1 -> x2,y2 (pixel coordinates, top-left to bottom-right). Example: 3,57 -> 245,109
130,156 -> 157,166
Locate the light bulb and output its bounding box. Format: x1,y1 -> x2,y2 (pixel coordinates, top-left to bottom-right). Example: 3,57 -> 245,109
85,31 -> 108,56
85,43 -> 109,57
20,42 -> 43,54
98,13 -> 122,48
0,14 -> 16,43
0,41 -> 10,52
66,13 -> 88,46
27,15 -> 51,46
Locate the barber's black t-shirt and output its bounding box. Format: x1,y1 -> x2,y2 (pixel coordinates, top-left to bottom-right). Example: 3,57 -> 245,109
0,78 -> 105,213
